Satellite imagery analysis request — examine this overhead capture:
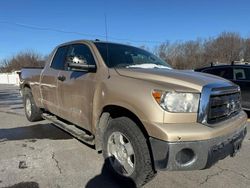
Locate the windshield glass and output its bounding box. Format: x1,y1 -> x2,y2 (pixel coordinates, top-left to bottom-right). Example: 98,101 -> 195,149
94,42 -> 172,69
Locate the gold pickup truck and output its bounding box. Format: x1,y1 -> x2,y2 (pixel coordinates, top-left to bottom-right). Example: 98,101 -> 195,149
20,40 -> 247,187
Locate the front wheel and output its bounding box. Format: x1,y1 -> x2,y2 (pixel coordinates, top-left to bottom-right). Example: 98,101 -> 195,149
102,117 -> 156,187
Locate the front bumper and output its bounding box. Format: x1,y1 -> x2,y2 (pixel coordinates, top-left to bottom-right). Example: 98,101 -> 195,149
149,126 -> 247,171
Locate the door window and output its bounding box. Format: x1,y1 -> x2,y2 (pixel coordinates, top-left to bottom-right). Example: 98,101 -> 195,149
50,46 -> 68,70
66,44 -> 96,69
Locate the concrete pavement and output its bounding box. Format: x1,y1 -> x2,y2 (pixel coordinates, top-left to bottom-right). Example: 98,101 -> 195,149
0,84 -> 249,188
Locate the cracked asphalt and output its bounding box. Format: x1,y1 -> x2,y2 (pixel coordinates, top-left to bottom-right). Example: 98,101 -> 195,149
0,84 -> 249,188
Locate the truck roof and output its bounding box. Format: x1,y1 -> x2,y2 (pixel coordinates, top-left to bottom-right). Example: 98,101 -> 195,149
56,39 -> 136,49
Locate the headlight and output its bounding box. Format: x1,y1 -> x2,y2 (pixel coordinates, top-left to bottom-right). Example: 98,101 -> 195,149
152,90 -> 200,113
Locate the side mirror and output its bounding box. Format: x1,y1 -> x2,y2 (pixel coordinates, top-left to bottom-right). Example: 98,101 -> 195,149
68,62 -> 97,72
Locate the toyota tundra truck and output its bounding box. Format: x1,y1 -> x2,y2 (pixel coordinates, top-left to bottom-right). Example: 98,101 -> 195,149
20,40 -> 247,187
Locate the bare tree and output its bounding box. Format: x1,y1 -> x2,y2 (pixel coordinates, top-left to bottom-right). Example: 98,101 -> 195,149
244,38 -> 250,62
204,32 -> 243,64
154,32 -> 248,69
0,51 -> 46,73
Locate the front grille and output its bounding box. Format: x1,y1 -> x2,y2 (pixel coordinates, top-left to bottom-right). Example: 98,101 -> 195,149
207,89 -> 241,124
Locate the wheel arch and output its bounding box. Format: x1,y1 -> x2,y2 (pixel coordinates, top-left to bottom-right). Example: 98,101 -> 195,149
95,105 -> 150,152
21,83 -> 31,91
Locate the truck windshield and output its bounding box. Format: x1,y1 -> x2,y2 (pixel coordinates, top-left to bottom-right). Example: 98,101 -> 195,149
94,42 -> 171,69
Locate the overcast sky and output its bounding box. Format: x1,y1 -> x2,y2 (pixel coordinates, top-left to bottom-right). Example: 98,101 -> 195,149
0,0 -> 250,60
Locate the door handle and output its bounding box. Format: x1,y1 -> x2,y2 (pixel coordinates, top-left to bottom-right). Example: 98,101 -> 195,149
57,75 -> 66,81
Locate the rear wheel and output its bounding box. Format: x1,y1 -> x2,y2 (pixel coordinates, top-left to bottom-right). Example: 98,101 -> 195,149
102,117 -> 156,187
23,88 -> 42,122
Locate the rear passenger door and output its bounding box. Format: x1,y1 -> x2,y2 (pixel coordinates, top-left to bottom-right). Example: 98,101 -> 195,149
233,67 -> 250,110
57,43 -> 97,131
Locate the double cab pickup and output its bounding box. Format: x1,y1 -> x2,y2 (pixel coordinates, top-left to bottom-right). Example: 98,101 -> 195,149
20,40 -> 247,187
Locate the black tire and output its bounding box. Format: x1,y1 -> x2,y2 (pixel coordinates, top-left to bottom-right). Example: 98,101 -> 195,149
23,88 -> 43,122
102,117 -> 156,187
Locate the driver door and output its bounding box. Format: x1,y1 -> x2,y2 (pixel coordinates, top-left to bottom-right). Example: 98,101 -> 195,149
57,43 -> 97,131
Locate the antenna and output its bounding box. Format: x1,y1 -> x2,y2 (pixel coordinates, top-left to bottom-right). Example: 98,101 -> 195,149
104,13 -> 110,78
105,14 -> 108,41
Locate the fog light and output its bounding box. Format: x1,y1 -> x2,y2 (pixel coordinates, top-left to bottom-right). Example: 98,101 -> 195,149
176,148 -> 195,165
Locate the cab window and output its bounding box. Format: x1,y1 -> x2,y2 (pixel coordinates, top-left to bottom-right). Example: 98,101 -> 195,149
50,46 -> 68,70
66,44 -> 96,68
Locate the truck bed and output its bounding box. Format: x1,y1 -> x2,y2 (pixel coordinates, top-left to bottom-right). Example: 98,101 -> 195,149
20,67 -> 43,81
20,67 -> 43,107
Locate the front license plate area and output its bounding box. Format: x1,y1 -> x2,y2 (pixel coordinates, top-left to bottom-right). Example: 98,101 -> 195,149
231,138 -> 243,157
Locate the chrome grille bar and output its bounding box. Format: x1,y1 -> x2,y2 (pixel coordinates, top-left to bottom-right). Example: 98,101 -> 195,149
198,83 -> 241,126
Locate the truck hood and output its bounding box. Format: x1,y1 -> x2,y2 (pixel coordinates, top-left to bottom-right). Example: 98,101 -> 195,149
115,68 -> 231,92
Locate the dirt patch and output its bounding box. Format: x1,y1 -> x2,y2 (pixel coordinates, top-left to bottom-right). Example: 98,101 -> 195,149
17,154 -> 26,157
29,146 -> 35,150
2,182 -> 39,188
18,161 -> 28,169
0,124 -> 73,141
27,139 -> 37,143
22,144 -> 27,147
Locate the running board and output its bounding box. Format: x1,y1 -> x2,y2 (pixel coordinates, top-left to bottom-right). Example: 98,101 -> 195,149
42,113 -> 94,145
